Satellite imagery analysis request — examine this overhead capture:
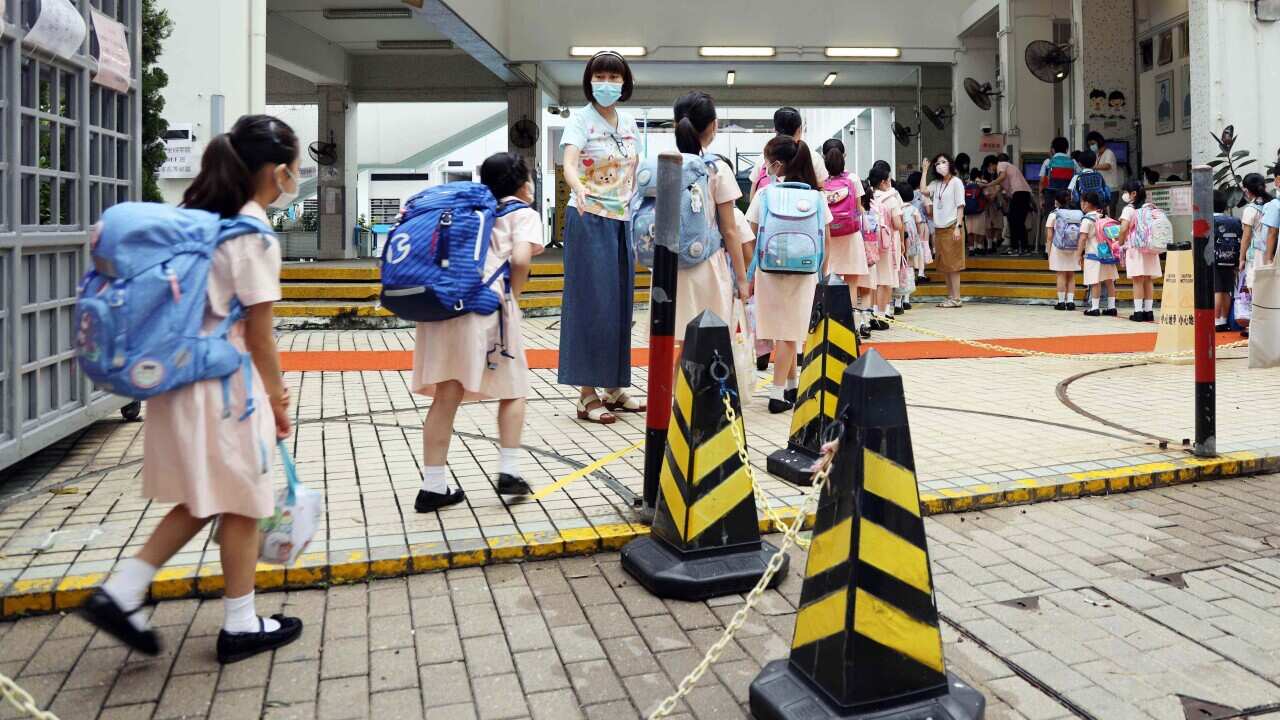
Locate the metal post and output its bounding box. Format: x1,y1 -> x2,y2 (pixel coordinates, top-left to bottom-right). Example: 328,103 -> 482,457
643,152 -> 683,515
1191,165 -> 1216,457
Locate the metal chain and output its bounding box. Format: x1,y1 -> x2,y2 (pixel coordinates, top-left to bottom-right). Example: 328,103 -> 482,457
647,391 -> 833,719
0,673 -> 59,720
885,317 -> 1249,362
724,393 -> 812,549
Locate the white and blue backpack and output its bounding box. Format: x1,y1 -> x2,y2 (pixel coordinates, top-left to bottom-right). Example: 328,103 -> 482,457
381,182 -> 527,321
74,203 -> 275,413
756,182 -> 824,274
631,154 -> 722,268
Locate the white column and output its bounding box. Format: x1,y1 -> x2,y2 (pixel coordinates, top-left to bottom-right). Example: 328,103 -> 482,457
316,86 -> 358,260
871,107 -> 896,174
1192,0 -> 1279,166
854,109 -> 874,178
249,0 -> 267,114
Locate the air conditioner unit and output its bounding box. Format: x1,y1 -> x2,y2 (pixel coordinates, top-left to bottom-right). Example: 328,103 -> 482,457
323,7 -> 412,20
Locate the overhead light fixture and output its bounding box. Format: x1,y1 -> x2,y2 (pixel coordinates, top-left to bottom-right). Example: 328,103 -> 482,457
322,7 -> 412,20
376,40 -> 455,51
569,46 -> 647,57
823,72 -> 838,86
726,70 -> 736,86
825,47 -> 902,59
700,46 -> 775,58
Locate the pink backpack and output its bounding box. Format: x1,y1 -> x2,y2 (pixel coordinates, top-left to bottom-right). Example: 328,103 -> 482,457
823,174 -> 863,237
752,165 -> 773,195
861,208 -> 881,266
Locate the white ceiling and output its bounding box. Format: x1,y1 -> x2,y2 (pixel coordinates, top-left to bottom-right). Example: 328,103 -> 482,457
268,0 -> 452,54
542,61 -> 925,88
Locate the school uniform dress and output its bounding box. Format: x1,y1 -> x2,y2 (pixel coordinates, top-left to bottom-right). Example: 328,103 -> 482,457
929,178 -> 966,273
142,201 -> 281,520
1122,205 -> 1162,278
825,173 -> 869,277
746,191 -> 833,343
673,157 -> 739,332
1045,211 -> 1081,272
557,104 -> 639,388
412,198 -> 544,401
871,189 -> 904,288
1242,201 -> 1266,288
1081,213 -> 1119,286
911,193 -> 934,269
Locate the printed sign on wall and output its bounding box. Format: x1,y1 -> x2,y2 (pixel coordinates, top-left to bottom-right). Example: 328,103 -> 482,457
159,123 -> 197,179
23,0 -> 86,59
90,9 -> 131,93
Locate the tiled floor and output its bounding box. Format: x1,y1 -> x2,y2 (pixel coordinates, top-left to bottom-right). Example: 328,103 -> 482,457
1,304 -> 1276,611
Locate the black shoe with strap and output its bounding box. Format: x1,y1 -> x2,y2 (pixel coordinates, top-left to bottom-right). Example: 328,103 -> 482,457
217,615 -> 303,664
1055,302 -> 1066,311
496,473 -> 532,496
1103,308 -> 1119,317
80,589 -> 161,656
416,487 -> 466,513
768,398 -> 793,414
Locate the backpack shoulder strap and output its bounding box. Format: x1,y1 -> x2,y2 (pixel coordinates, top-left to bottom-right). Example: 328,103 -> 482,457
219,215 -> 276,246
496,200 -> 530,218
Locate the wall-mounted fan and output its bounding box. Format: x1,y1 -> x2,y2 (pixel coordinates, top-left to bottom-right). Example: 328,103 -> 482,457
509,116 -> 540,149
1025,40 -> 1076,84
963,78 -> 1001,111
309,131 -> 339,167
892,117 -> 920,147
921,105 -> 954,130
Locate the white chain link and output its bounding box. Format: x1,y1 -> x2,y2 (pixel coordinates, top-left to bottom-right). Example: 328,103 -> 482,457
646,391 -> 833,719
725,394 -> 813,550
0,673 -> 59,720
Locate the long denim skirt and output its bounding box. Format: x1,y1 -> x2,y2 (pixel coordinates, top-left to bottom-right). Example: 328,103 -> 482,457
557,210 -> 635,389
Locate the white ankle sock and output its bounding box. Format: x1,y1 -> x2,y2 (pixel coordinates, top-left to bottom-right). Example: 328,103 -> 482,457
1145,299 -> 1155,311
1090,297 -> 1100,311
1106,297 -> 1116,310
102,557 -> 157,631
223,592 -> 280,634
785,377 -> 798,391
498,448 -> 525,477
421,465 -> 453,494
768,385 -> 785,401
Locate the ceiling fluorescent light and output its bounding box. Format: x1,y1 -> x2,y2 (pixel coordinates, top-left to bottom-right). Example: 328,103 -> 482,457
570,46 -> 647,57
700,46 -> 775,58
322,7 -> 412,20
823,72 -> 838,86
377,40 -> 455,50
825,47 -> 902,59
726,70 -> 736,86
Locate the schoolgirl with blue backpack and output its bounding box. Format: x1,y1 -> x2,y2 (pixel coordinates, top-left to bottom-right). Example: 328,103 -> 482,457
1078,191 -> 1121,317
77,115 -> 305,665
1044,189 -> 1083,310
745,135 -> 831,414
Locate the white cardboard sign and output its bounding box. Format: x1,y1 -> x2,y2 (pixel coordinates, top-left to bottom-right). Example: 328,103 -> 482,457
23,0 -> 86,60
90,9 -> 131,93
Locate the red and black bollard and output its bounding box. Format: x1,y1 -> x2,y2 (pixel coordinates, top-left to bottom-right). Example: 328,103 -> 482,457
1191,165 -> 1216,457
643,152 -> 684,513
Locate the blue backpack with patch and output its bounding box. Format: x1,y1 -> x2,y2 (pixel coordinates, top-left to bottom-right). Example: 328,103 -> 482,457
1074,169 -> 1111,207
381,182 -> 526,322
631,153 -> 722,268
757,182 -> 824,274
74,203 -> 275,409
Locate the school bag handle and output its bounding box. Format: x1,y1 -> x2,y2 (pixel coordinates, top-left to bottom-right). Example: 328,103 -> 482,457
278,441 -> 300,505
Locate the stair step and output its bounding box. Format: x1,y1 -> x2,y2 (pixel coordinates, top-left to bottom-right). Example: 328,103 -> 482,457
280,262 -> 646,283
956,270 -> 1163,287
273,290 -> 652,318
912,282 -> 1163,301
282,284 -> 381,301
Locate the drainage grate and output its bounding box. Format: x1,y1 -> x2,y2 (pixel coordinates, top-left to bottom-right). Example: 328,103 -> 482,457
1179,694 -> 1240,720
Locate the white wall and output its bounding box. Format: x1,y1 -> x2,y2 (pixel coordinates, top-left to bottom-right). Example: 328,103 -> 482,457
953,36 -> 1000,161
1194,0 -> 1280,173
1136,4 -> 1191,171
1000,0 -> 1073,161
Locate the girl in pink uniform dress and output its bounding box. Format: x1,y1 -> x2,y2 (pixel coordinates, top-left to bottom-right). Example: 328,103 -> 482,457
818,139 -> 870,330
1117,180 -> 1162,322
411,152 -> 546,512
83,115 -> 303,664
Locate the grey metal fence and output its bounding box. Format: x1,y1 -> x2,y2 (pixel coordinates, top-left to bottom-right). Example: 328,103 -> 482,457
0,0 -> 142,472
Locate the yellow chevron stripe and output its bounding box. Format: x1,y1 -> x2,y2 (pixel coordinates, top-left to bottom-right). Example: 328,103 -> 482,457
798,351 -> 824,394
659,453 -> 689,536
805,516 -> 852,577
857,519 -> 931,594
667,417 -> 690,481
792,589 -> 847,648
692,418 -> 743,486
791,397 -> 820,436
674,369 -> 693,421
825,355 -> 848,386
827,319 -> 859,358
852,588 -> 944,673
687,464 -> 752,541
863,450 -> 921,518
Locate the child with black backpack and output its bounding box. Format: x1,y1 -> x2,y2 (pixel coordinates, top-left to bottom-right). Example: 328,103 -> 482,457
81,115 -> 303,664
1212,190 -> 1243,330
1044,189 -> 1083,310
1070,151 -> 1112,209
412,152 -> 544,511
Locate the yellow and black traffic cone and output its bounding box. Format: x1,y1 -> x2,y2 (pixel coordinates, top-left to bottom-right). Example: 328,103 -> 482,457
750,349 -> 985,720
768,275 -> 860,486
621,310 -> 788,600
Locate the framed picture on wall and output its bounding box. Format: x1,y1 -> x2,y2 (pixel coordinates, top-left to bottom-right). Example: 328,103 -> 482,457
1179,22 -> 1191,57
1181,64 -> 1192,129
1155,71 -> 1175,135
1158,29 -> 1174,66
1140,38 -> 1154,72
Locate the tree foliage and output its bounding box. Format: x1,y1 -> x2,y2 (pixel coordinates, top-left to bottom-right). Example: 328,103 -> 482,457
141,0 -> 173,202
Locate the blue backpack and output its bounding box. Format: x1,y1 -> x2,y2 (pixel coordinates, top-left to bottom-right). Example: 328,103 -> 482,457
631,154 -> 722,268
1074,170 -> 1111,207
381,182 -> 526,322
74,203 -> 274,409
757,182 -> 824,274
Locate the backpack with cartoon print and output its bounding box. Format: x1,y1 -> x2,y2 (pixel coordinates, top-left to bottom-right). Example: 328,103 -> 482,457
631,154 -> 722,268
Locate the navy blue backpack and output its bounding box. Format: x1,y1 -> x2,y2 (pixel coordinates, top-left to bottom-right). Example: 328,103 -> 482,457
381,182 -> 527,322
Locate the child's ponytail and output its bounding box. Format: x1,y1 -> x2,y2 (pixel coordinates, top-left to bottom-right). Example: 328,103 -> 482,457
182,114 -> 299,218
672,91 -> 716,156
821,138 -> 845,178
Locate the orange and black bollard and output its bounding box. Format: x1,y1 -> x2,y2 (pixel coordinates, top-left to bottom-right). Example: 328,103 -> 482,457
622,311 -> 786,600
643,151 -> 684,513
750,349 -> 985,720
1191,165 -> 1216,457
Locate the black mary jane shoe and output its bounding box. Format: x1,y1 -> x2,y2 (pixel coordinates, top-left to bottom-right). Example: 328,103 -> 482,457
80,589 -> 161,656
756,354 -> 771,372
859,324 -> 872,340
1054,302 -> 1066,311
496,473 -> 532,496
415,487 -> 466,513
1066,303 -> 1077,311
903,302 -> 912,311
1084,309 -> 1101,317
1102,308 -> 1119,317
768,398 -> 794,414
1129,313 -> 1146,322
217,615 -> 303,664
784,388 -> 798,405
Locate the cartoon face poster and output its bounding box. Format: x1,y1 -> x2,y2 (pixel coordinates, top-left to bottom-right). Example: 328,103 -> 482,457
1089,88 -> 1128,121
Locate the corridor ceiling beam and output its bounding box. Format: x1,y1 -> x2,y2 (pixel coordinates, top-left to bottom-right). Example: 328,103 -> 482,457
408,0 -> 521,83
265,12 -> 350,86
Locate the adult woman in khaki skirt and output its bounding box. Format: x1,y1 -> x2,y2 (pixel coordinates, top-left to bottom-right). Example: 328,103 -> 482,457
919,153 -> 968,307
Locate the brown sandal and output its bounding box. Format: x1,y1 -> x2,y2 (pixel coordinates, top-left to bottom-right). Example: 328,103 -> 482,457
576,395 -> 617,424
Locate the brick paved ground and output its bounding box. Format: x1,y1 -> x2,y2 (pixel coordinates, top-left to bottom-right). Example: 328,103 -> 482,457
3,473 -> 1279,720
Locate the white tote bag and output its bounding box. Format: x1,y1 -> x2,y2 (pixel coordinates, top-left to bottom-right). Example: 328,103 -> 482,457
731,299 -> 756,401
259,442 -> 323,566
1249,264 -> 1280,369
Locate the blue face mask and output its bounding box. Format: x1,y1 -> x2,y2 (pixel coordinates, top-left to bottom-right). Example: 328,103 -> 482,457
592,81 -> 623,107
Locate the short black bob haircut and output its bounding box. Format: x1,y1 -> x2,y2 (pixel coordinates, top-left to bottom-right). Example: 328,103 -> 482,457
582,51 -> 634,105
480,152 -> 530,200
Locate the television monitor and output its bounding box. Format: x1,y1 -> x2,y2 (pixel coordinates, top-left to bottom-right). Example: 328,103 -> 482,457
1108,140 -> 1130,169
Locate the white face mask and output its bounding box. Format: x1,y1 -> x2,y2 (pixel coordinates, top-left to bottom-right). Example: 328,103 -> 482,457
1122,193 -> 1133,205
936,161 -> 950,176
1089,143 -> 1100,153
270,166 -> 299,209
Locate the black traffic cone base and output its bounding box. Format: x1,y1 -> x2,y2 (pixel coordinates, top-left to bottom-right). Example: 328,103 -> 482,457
767,448 -> 823,487
751,661 -> 985,720
621,536 -> 788,602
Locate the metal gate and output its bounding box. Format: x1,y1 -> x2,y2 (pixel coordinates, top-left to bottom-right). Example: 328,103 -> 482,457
0,0 -> 142,472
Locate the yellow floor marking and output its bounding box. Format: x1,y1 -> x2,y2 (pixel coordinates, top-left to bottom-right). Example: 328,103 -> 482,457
531,440 -> 644,501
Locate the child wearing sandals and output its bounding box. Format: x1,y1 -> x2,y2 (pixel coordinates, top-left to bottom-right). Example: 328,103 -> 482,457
82,115 -> 303,664
411,152 -> 545,511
